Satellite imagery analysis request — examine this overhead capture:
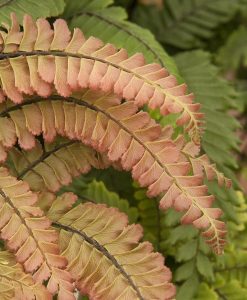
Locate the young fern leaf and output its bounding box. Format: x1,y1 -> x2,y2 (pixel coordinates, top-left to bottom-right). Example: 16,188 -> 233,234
48,198 -> 176,300
9,138 -> 109,192
0,250 -> 51,300
0,13 -> 203,143
0,88 -> 226,253
0,167 -> 74,299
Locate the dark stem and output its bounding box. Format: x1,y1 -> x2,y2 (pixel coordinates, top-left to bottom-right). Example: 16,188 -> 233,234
215,288 -> 228,300
17,140 -> 75,179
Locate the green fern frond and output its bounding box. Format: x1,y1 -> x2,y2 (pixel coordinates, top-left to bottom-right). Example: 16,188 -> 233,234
132,0 -> 241,49
217,26 -> 247,72
216,249 -> 247,287
0,0 -> 65,24
134,186 -> 170,252
64,179 -> 139,223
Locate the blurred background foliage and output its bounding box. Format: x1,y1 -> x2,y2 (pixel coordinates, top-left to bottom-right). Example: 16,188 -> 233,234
2,0 -> 246,299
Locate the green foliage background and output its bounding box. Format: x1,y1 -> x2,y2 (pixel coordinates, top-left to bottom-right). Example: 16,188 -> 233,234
1,0 -> 247,299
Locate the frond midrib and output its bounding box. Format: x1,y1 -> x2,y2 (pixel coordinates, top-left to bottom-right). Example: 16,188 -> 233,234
53,221 -> 144,300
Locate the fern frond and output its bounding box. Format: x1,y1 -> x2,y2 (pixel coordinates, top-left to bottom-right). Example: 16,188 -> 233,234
71,179 -> 139,223
133,0 -> 241,49
0,15 -> 229,253
0,13 -> 203,142
0,167 -> 74,299
0,88 -> 227,252
134,186 -> 172,252
134,184 -> 217,300
48,199 -> 176,300
0,250 -> 51,299
216,249 -> 247,288
0,87 -> 226,253
217,26 -> 247,71
8,138 -> 109,192
0,0 -> 65,24
184,151 -> 232,189
64,0 -> 179,77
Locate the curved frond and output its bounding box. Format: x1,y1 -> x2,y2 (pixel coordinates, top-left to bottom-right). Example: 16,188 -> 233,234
0,250 -> 51,300
0,89 -> 226,253
9,138 -> 109,192
49,199 -> 176,300
0,167 -> 74,299
0,13 -> 203,142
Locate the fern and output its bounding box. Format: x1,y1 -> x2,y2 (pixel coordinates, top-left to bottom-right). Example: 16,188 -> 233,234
0,90 -> 226,251
217,26 -> 247,72
63,0 -> 179,78
0,14 -> 199,139
0,6 -> 240,299
0,15 -> 231,253
48,198 -> 176,299
67,179 -> 139,223
8,138 -> 109,192
0,250 -> 51,299
132,0 -> 242,49
0,167 -> 74,298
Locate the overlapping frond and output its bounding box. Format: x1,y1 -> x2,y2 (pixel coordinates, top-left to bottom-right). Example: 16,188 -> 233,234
48,199 -> 176,300
0,250 -> 51,300
9,138 -> 109,192
0,167 -> 74,299
0,87 -> 226,253
0,13 -> 203,142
